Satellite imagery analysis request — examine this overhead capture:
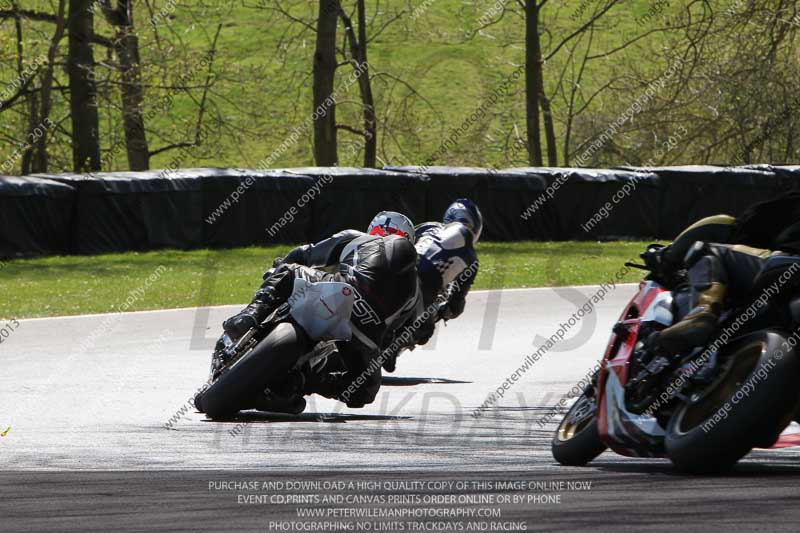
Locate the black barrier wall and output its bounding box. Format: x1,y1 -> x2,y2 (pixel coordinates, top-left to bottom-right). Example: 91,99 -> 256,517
384,166 -> 552,241
27,168 -> 317,254
613,165 -> 796,238
1,165 -> 798,258
0,176 -> 75,258
285,167 -> 429,242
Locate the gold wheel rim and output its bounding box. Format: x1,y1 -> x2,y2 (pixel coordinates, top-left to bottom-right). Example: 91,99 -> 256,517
557,394 -> 596,442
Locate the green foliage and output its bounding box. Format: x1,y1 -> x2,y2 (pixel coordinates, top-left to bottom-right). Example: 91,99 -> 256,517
0,241 -> 653,319
1,0 -> 797,173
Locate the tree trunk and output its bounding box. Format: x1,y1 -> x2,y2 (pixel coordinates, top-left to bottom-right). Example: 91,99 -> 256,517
540,97 -> 557,166
356,0 -> 376,167
338,0 -> 377,167
13,7 -> 34,175
103,0 -> 149,170
119,30 -> 149,170
67,0 -> 101,172
21,95 -> 39,174
525,0 -> 543,166
313,0 -> 338,166
34,0 -> 67,173
526,1 -> 557,165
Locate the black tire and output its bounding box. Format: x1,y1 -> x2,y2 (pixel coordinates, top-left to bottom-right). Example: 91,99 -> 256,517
665,330 -> 800,474
551,392 -> 606,466
195,322 -> 309,419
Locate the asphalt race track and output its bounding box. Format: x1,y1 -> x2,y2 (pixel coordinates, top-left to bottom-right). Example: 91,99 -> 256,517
3,285 -> 800,531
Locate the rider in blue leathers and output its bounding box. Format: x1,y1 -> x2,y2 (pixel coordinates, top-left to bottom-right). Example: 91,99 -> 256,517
382,199 -> 483,372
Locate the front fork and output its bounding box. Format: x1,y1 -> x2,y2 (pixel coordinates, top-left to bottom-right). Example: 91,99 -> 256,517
209,322 -> 273,381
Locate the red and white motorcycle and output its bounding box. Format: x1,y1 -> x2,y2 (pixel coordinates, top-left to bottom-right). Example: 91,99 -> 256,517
552,245 -> 800,473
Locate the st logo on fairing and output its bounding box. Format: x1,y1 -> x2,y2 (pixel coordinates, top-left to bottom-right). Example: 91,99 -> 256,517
350,287 -> 381,326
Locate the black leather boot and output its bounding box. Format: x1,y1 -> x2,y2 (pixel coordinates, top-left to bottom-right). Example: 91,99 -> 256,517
222,287 -> 279,341
658,281 -> 726,354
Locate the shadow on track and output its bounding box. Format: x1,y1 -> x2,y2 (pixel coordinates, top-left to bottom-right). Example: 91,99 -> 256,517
381,376 -> 471,386
590,458 -> 800,477
200,411 -> 412,424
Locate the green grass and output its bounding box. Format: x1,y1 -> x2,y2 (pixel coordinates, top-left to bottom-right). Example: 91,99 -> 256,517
0,241 -> 654,319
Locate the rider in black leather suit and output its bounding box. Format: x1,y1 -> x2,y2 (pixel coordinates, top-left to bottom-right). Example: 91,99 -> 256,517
223,217 -> 418,410
652,195 -> 800,356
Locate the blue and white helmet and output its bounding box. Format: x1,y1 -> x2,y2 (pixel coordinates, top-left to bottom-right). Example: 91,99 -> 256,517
443,199 -> 483,242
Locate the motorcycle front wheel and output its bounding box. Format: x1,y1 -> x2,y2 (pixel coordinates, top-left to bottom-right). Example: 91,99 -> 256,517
551,391 -> 606,466
195,321 -> 310,419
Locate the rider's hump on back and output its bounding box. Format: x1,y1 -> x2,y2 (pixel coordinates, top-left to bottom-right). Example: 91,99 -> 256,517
339,234 -> 418,319
384,234 -> 417,275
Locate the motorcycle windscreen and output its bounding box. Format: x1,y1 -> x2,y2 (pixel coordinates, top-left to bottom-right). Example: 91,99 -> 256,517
289,278 -> 355,341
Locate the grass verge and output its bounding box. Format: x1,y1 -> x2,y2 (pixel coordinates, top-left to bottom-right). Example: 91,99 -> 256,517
0,241 -> 653,319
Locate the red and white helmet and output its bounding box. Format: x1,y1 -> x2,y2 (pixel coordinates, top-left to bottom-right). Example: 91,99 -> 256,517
367,211 -> 415,244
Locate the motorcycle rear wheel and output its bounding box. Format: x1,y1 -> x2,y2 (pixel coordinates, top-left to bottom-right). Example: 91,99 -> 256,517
665,330 -> 800,474
551,392 -> 606,466
195,321 -> 310,419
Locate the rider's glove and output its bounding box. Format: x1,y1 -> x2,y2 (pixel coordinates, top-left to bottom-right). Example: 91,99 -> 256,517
643,331 -> 663,356
437,301 -> 457,322
640,244 -> 666,273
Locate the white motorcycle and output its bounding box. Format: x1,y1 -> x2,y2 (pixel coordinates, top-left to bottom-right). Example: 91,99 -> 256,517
194,277 -> 356,419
